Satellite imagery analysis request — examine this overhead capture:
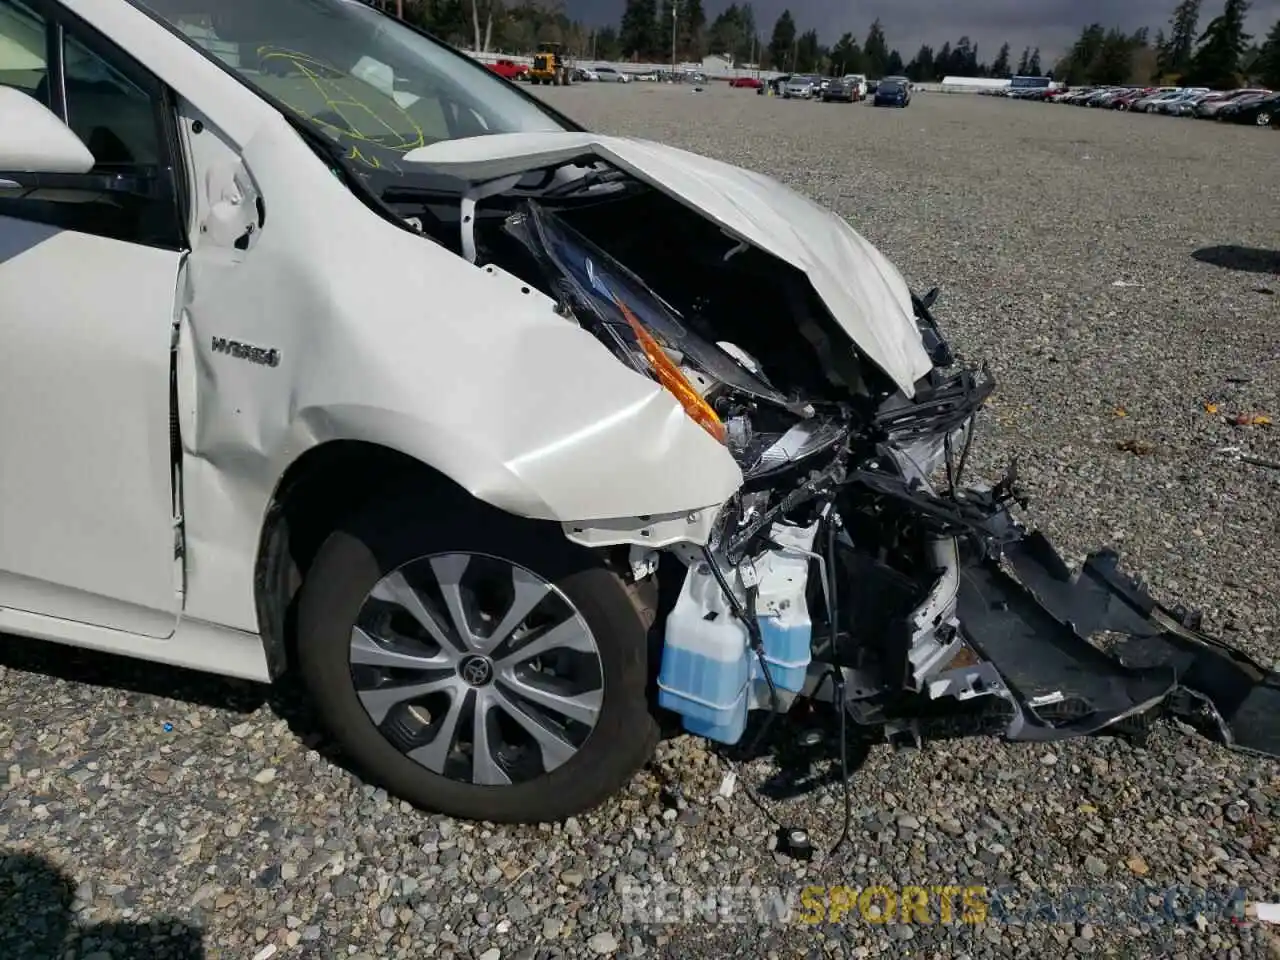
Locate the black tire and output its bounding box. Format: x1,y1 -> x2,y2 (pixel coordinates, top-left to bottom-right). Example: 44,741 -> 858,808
296,489 -> 659,823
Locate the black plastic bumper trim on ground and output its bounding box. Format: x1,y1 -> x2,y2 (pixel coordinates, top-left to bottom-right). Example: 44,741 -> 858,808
957,532 -> 1280,759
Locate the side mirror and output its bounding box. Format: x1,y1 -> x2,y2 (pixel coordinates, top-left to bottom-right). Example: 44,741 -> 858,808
0,87 -> 161,203
0,86 -> 94,175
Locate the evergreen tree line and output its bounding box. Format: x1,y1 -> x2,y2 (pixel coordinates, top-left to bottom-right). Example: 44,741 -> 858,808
365,0 -> 630,59
753,13 -> 1045,81
1055,1 -> 1280,89
369,0 -> 1280,89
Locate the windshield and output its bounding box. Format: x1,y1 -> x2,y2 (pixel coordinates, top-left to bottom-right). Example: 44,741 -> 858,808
132,0 -> 569,172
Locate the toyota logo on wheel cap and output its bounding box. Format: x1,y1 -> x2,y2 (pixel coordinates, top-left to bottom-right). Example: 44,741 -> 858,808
458,655 -> 494,687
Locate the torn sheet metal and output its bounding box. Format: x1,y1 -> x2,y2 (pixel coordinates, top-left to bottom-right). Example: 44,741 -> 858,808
403,131 -> 934,397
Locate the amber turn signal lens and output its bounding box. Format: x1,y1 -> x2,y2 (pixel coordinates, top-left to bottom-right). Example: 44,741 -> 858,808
615,297 -> 727,445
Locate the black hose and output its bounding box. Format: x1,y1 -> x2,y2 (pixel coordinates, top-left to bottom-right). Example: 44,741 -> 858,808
823,510 -> 855,858
826,509 -> 839,664
698,546 -> 782,743
954,414 -> 977,490
700,544 -> 745,619
745,587 -> 782,756
944,431 -> 957,496
829,669 -> 854,858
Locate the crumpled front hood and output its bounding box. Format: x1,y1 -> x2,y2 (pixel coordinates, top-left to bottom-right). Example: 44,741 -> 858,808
404,131 -> 934,397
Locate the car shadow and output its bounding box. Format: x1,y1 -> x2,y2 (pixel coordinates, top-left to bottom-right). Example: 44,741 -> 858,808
1192,245 -> 1280,275
0,850 -> 205,959
0,633 -> 268,713
0,634 -> 354,783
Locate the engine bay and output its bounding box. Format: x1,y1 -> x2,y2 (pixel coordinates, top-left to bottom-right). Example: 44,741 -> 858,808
389,156 -> 1050,753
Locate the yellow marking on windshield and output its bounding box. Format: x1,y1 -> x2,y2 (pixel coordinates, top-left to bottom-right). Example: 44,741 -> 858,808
347,144 -> 386,169
257,46 -> 425,170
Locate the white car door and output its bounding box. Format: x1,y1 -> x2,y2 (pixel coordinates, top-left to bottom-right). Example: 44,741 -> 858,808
0,0 -> 186,638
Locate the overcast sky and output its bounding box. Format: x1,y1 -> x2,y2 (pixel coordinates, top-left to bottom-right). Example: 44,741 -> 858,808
565,0 -> 1280,65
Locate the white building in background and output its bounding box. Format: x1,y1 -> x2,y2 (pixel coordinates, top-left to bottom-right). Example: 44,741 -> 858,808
939,75 -> 1011,93
700,53 -> 734,75
937,74 -> 1061,93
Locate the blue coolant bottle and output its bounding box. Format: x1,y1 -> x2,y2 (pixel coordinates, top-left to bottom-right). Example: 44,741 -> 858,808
657,560 -> 752,745
751,520 -> 820,694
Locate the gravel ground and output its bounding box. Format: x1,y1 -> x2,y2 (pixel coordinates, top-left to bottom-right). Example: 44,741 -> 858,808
3,86 -> 1279,960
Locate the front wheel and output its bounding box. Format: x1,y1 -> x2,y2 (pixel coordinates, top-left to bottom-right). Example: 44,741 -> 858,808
1257,112 -> 1271,126
296,491 -> 659,823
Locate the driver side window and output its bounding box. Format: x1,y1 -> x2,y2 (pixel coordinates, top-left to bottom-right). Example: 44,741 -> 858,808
63,30 -> 162,169
0,0 -> 181,248
0,0 -> 47,104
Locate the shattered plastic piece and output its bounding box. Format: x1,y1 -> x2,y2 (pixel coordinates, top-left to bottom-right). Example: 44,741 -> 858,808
1116,438 -> 1156,456
1232,413 -> 1272,427
741,420 -> 848,481
1251,903 -> 1280,925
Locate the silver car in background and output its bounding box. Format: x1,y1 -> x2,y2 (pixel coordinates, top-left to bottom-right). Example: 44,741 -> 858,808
1165,91 -> 1220,117
783,75 -> 819,99
1149,88 -> 1211,114
1197,89 -> 1271,118
594,65 -> 631,83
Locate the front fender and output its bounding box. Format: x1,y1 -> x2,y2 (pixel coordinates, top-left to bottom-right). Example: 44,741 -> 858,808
176,112 -> 742,633
281,367 -> 743,523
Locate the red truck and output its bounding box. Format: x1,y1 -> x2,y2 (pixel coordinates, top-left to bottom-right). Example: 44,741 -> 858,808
486,59 -> 528,81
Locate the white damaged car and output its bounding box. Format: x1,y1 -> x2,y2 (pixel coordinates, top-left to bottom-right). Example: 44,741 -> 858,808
1,0 -> 1275,824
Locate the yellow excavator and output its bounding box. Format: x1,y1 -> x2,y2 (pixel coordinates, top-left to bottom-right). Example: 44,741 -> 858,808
528,42 -> 571,86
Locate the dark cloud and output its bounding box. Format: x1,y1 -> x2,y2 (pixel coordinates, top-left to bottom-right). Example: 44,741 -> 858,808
567,0 -> 1280,66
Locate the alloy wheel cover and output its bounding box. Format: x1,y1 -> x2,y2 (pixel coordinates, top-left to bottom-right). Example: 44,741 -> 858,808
348,552 -> 605,787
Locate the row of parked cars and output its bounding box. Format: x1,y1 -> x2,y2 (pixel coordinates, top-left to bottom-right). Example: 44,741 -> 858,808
747,74 -> 915,106
996,84 -> 1279,126
486,59 -> 710,85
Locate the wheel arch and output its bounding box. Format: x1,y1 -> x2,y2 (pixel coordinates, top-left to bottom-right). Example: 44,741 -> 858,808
253,439 -> 474,677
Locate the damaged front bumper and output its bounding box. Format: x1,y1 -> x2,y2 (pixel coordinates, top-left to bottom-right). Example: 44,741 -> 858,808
657,467 -> 1280,764
397,142 -> 1276,767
